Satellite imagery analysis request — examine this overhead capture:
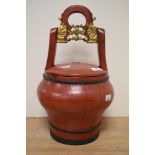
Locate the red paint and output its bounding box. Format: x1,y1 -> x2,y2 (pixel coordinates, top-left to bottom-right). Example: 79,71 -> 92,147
37,5 -> 114,145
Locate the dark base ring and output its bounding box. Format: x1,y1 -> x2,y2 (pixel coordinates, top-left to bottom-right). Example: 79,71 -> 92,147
50,130 -> 99,145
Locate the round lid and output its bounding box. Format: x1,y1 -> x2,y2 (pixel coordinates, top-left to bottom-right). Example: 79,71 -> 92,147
43,63 -> 109,84
45,62 -> 107,77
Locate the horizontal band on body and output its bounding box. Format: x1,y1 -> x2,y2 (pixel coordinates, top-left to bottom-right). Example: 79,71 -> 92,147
49,121 -> 101,134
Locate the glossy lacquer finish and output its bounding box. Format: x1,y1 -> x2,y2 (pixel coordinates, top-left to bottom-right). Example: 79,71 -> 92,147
37,5 -> 114,145
38,80 -> 113,140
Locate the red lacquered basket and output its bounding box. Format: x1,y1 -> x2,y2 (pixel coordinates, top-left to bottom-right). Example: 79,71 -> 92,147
37,5 -> 114,145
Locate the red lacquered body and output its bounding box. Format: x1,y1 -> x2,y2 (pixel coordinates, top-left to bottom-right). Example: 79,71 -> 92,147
37,5 -> 114,145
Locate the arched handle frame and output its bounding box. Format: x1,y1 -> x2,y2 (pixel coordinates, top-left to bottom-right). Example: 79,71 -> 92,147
57,5 -> 97,43
45,5 -> 107,71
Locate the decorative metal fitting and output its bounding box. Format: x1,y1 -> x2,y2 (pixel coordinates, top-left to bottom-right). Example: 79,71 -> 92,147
57,24 -> 67,43
57,23 -> 97,43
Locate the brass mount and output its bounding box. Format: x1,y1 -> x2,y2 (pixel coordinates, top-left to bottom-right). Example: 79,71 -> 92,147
57,22 -> 97,43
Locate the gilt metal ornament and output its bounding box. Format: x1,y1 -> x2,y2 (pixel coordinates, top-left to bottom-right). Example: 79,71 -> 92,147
57,23 -> 97,43
57,24 -> 67,43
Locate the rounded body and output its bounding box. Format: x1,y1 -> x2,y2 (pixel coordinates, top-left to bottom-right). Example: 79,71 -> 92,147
37,79 -> 114,144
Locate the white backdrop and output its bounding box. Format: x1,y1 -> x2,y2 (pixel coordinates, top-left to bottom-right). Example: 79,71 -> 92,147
26,0 -> 128,117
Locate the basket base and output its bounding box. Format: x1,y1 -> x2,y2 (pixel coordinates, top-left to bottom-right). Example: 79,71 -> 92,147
50,130 -> 99,145
49,121 -> 101,145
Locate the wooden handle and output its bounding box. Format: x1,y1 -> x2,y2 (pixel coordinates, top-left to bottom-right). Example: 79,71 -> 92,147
45,28 -> 57,70
45,6 -> 107,71
57,5 -> 96,43
97,28 -> 107,71
61,5 -> 93,29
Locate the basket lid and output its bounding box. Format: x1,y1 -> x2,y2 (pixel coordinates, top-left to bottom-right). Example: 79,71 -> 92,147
43,63 -> 109,84
45,62 -> 107,77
